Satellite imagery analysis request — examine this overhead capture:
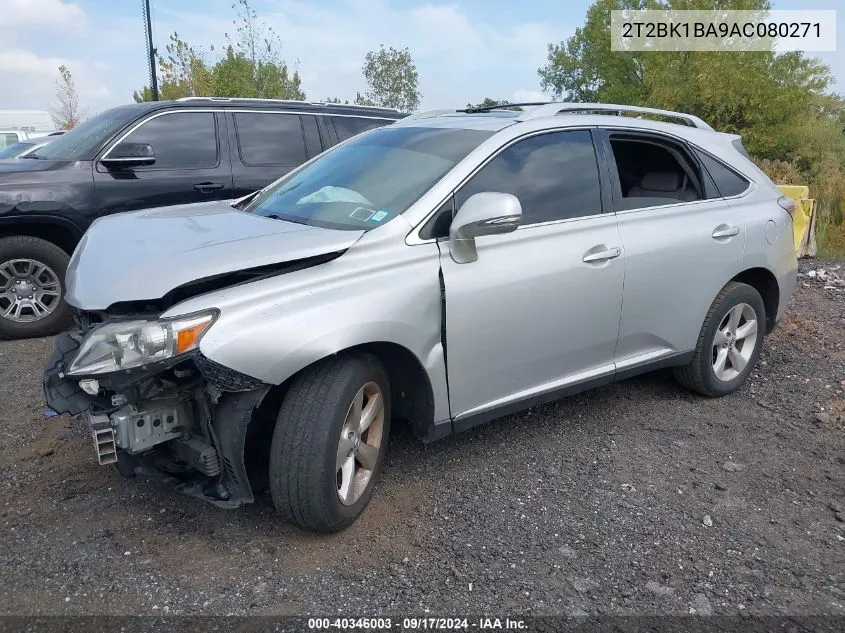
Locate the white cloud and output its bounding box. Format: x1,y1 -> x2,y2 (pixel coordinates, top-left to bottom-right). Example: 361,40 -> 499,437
0,49 -> 67,76
513,89 -> 550,103
0,48 -> 111,112
3,0 -> 86,30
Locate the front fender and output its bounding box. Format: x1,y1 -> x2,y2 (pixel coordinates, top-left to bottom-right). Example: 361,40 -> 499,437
164,230 -> 450,423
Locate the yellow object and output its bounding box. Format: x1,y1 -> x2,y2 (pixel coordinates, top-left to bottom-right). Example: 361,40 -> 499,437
776,184 -> 816,257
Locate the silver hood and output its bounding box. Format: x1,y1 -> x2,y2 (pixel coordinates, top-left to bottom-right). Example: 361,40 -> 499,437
66,200 -> 364,309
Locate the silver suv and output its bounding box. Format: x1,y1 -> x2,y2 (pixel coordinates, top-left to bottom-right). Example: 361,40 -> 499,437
44,102 -> 798,532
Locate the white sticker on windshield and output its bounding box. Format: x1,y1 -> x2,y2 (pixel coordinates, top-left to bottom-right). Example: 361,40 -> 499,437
350,207 -> 374,221
371,210 -> 389,222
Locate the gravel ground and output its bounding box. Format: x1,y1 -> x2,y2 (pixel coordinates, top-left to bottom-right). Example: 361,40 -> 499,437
1,258 -> 844,619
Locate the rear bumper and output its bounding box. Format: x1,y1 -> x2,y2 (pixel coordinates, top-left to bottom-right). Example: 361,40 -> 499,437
774,253 -> 799,327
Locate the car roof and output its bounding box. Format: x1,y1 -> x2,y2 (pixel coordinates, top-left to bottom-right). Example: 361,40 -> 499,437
114,98 -> 406,119
392,104 -> 736,148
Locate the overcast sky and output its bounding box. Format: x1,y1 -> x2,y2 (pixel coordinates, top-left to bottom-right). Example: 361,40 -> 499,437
1,0 -> 842,117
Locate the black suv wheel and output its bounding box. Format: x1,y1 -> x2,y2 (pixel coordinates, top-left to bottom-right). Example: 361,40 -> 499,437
0,236 -> 73,339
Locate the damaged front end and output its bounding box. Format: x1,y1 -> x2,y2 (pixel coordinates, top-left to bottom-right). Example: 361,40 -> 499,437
44,312 -> 276,508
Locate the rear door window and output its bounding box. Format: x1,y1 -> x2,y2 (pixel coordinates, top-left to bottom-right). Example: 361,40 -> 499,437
604,133 -> 706,210
234,112 -> 307,166
118,112 -> 218,169
331,116 -> 391,141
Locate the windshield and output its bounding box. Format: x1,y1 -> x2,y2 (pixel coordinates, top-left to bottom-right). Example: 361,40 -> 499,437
31,106 -> 137,161
245,126 -> 493,231
0,142 -> 35,159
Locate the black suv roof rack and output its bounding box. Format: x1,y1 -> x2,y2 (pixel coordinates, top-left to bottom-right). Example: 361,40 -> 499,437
175,97 -> 401,113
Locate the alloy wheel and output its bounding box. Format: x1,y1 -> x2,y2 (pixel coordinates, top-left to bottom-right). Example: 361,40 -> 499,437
335,381 -> 385,506
711,302 -> 758,382
0,258 -> 62,323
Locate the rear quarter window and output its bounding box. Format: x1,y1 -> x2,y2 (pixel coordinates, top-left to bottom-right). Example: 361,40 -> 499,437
697,152 -> 750,197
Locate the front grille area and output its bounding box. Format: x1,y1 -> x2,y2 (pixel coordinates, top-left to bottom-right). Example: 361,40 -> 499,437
194,355 -> 267,392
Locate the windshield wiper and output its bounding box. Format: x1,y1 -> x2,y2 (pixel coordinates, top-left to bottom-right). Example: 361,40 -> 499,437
264,213 -> 310,226
231,188 -> 262,210
21,154 -> 41,159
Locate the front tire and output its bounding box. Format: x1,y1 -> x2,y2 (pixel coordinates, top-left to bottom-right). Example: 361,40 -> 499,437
0,236 -> 73,340
674,281 -> 766,397
269,353 -> 391,532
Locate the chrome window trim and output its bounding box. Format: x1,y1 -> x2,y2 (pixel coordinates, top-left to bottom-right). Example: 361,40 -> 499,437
406,125 -> 601,246
99,108 -> 397,161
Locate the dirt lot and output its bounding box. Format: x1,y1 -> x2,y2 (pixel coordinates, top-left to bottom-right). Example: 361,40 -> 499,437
1,259 -> 844,619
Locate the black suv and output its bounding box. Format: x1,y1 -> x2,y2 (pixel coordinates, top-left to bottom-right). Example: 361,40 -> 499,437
0,98 -> 405,339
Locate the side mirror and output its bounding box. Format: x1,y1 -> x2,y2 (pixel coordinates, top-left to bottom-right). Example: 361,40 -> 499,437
100,142 -> 156,169
449,192 -> 521,264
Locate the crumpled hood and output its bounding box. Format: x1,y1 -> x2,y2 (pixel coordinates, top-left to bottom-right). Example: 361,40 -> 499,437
66,200 -> 364,309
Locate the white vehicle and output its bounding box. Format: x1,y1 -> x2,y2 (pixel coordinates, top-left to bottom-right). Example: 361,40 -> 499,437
0,110 -> 57,149
0,110 -> 54,132
0,137 -> 56,160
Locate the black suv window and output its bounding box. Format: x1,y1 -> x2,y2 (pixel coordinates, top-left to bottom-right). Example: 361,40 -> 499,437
121,112 -> 218,169
332,116 -> 389,141
456,130 -> 602,226
234,112 -> 306,166
697,151 -> 750,197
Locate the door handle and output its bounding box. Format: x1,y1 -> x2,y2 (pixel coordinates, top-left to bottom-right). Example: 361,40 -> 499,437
582,246 -> 621,263
193,182 -> 225,193
712,225 -> 739,239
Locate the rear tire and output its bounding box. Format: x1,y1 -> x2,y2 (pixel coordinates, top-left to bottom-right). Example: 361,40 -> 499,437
269,353 -> 391,532
674,281 -> 766,397
0,236 -> 72,340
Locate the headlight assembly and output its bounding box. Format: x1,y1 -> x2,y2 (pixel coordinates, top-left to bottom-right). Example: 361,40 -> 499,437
66,311 -> 217,376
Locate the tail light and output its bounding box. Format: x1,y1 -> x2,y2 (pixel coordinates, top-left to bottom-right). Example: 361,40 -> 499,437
777,195 -> 796,218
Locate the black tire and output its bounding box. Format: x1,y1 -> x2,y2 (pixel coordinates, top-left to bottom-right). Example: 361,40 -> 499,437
269,353 -> 391,532
674,281 -> 766,397
0,236 -> 73,340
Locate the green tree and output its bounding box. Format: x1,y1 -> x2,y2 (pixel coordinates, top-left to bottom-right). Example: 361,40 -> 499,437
538,0 -> 845,252
466,98 -> 524,110
134,32 -> 213,101
133,1 -> 304,102
358,45 -> 421,111
539,0 -> 650,104
225,0 -> 305,99
537,0 -> 838,162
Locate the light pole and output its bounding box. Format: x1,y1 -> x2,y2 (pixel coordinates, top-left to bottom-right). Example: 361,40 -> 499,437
143,0 -> 159,100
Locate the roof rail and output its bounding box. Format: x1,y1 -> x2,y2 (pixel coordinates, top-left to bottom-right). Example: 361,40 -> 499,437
176,96 -> 401,113
176,96 -> 312,105
516,103 -> 713,130
310,102 -> 401,113
396,109 -> 459,122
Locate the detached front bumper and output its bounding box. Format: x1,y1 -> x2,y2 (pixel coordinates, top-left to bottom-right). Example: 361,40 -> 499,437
43,332 -> 271,509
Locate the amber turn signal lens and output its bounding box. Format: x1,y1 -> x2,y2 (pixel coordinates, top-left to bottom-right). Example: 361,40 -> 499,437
175,317 -> 213,354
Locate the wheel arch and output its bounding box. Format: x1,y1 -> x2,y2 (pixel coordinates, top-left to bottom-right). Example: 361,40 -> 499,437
0,216 -> 83,255
239,341 -> 437,496
730,267 -> 779,334
251,341 -> 436,441
350,341 -> 436,440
